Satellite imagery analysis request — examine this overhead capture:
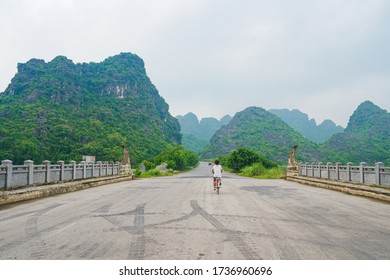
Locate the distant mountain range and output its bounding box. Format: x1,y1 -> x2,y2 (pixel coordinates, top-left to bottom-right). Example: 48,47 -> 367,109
268,109 -> 344,143
176,113 -> 231,154
201,101 -> 389,165
0,53 -> 181,164
177,107 -> 344,156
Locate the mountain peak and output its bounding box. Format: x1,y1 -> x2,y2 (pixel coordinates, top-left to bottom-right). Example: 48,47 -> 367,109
346,100 -> 389,134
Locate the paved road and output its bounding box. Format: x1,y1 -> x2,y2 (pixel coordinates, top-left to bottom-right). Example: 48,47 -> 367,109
0,162 -> 389,260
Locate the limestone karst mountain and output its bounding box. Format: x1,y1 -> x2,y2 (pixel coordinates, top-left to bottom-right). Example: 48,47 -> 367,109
0,53 -> 181,164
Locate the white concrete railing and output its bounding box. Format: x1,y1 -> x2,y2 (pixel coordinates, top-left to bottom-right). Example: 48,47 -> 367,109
0,160 -> 121,189
298,162 -> 390,186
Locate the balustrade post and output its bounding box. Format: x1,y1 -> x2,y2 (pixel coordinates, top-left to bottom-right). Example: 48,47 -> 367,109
326,162 -> 332,179
97,161 -> 102,177
2,160 -> 13,189
105,161 -> 109,176
81,161 -> 87,179
318,162 -> 323,178
70,161 -> 76,180
359,162 -> 367,184
375,162 -> 384,186
24,160 -> 34,185
346,162 -> 353,182
57,161 -> 65,181
43,160 -> 51,183
305,162 -> 309,176
335,162 -> 341,180
311,162 -> 315,177
116,162 -> 121,175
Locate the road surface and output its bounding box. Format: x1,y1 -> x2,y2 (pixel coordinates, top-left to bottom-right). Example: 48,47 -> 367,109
0,162 -> 389,260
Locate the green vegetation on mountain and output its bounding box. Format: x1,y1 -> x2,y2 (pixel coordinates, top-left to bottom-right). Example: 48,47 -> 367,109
203,101 -> 389,166
269,108 -> 344,143
322,101 -> 390,165
181,134 -> 209,155
0,53 -> 181,165
202,107 -> 323,164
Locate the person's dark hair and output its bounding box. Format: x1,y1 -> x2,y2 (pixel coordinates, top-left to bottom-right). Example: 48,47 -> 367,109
214,159 -> 220,165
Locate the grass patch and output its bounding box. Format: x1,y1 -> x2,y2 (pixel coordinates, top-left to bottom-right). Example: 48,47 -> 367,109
240,163 -> 285,179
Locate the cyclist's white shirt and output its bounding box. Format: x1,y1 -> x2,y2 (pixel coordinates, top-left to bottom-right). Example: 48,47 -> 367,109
212,164 -> 223,177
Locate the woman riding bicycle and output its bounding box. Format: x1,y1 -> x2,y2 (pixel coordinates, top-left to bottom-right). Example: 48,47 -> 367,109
212,159 -> 223,191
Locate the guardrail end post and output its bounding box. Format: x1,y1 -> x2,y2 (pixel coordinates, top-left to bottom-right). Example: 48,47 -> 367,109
2,160 -> 13,189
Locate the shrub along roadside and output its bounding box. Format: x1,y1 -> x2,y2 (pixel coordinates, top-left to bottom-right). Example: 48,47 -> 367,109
220,148 -> 285,179
134,144 -> 199,177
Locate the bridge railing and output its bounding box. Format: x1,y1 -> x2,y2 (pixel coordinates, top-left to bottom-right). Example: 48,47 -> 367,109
298,162 -> 390,186
0,160 -> 121,189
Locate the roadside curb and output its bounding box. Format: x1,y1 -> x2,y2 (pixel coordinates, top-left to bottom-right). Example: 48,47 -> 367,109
286,175 -> 390,203
0,175 -> 133,206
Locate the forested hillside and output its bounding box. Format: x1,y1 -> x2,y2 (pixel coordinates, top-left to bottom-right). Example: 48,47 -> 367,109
202,102 -> 389,166
0,53 -> 181,164
322,101 -> 390,165
201,107 -> 323,164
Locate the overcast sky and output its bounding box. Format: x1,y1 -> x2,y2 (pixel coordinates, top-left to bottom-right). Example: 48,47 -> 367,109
1,0 -> 389,127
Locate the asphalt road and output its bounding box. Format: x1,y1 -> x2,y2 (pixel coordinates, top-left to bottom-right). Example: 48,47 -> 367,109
0,162 -> 389,260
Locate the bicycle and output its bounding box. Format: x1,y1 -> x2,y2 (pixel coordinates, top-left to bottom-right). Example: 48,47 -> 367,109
214,177 -> 222,195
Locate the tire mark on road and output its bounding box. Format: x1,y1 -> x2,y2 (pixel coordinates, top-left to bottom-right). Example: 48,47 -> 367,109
190,200 -> 262,260
25,204 -> 62,259
127,204 -> 146,260
96,204 -> 147,260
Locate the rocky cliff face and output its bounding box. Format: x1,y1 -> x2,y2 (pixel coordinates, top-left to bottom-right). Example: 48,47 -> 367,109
0,53 -> 181,164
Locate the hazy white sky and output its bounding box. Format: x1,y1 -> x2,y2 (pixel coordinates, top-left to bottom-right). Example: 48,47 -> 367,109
1,0 -> 389,127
